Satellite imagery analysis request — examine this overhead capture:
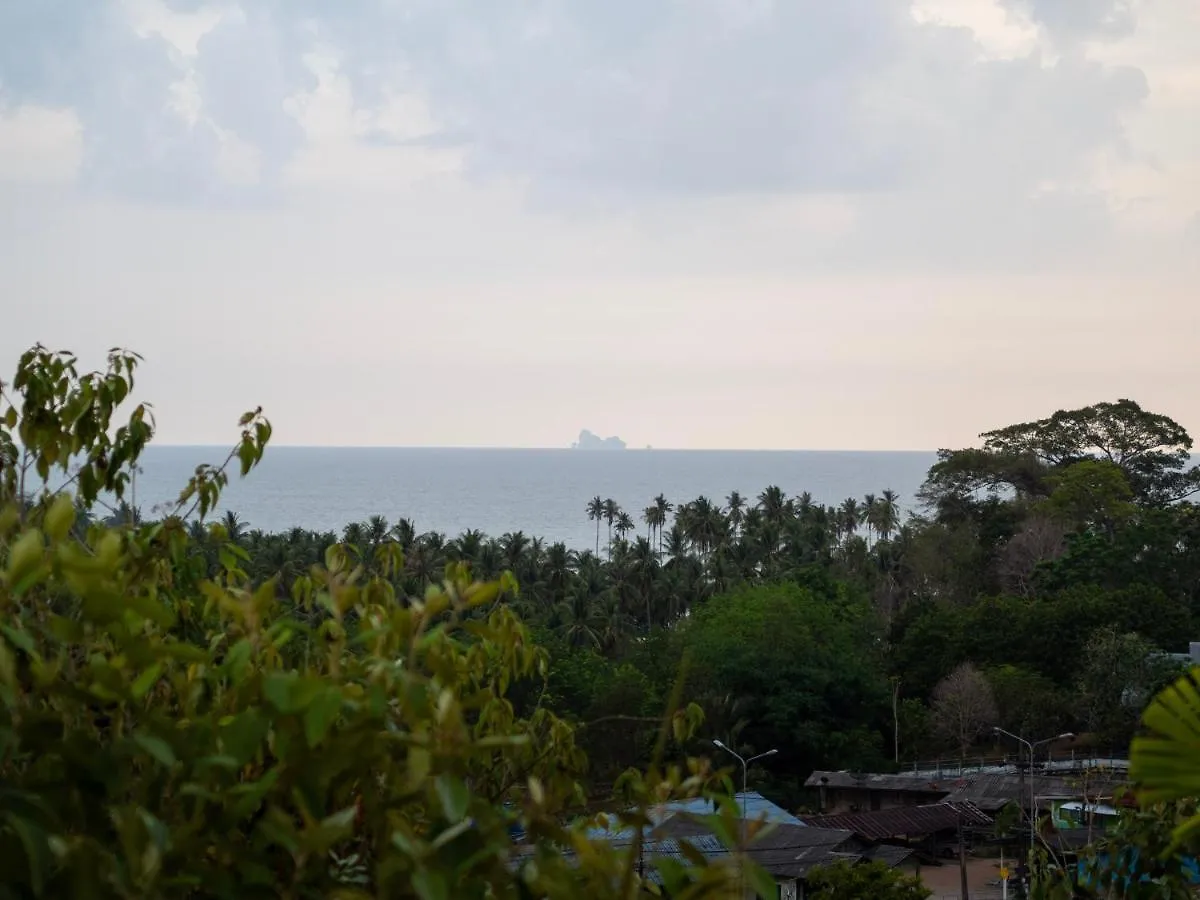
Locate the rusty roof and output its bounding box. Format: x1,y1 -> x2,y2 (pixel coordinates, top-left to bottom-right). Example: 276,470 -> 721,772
806,771 -> 955,792
800,802 -> 993,840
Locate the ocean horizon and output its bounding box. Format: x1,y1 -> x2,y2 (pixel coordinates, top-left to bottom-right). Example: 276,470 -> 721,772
116,446 -> 938,548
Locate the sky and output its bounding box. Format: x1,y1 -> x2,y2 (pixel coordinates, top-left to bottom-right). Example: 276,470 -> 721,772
1,0 -> 1198,451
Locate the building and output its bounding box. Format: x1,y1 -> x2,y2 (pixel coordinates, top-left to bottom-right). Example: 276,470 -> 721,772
805,769 -> 1127,816
535,792 -> 919,899
800,801 -> 993,859
626,821 -> 918,899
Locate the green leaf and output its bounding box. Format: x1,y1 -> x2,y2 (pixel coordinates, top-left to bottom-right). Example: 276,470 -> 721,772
435,774 -> 470,824
2,812 -> 51,894
653,857 -> 692,895
744,860 -> 779,899
429,817 -> 473,851
229,768 -> 281,819
412,869 -> 449,900
303,688 -> 343,748
133,733 -> 177,768
0,624 -> 37,658
1130,668 -> 1200,850
317,805 -> 359,847
5,528 -> 44,593
43,493 -> 76,542
262,672 -> 299,713
130,663 -> 163,700
219,710 -> 269,766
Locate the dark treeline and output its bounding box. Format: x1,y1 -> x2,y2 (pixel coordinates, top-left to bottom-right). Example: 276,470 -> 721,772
97,399 -> 1200,808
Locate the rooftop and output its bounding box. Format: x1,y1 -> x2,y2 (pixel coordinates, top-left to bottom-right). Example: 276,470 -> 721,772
586,791 -> 801,842
807,770 -> 1128,811
800,802 -> 993,840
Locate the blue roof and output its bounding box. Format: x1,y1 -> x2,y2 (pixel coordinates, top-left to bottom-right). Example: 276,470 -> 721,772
584,792 -> 801,841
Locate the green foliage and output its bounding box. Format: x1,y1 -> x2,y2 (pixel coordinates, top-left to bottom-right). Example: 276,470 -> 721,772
1131,668 -> 1200,850
805,860 -> 930,900
1076,627 -> 1182,748
986,665 -> 1072,744
0,346 -> 778,900
680,582 -> 889,779
1040,459 -> 1136,533
924,398 -> 1199,509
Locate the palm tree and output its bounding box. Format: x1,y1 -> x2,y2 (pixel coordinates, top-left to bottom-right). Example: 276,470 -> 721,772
628,537 -> 660,629
642,504 -> 660,546
543,542 -> 576,608
615,511 -> 635,545
653,494 -> 674,558
221,510 -> 248,544
448,528 -> 483,566
342,520 -> 366,550
860,493 -> 878,548
586,496 -> 604,555
602,498 -> 620,558
877,489 -> 901,541
726,491 -> 746,537
500,531 -> 531,574
558,593 -> 602,649
838,498 -> 860,545
390,518 -> 418,550
756,485 -> 788,525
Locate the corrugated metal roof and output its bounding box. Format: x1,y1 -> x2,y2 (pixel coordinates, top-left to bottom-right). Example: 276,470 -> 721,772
862,843 -> 919,867
945,773 -> 1125,807
806,771 -> 951,792
807,769 -> 1128,811
585,791 -> 801,842
514,821 -> 916,883
800,802 -> 992,839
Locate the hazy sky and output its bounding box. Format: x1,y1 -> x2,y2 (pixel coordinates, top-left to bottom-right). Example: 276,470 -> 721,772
2,0 -> 1198,450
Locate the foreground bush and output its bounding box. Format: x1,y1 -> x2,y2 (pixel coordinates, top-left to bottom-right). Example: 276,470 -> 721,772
0,347 -> 756,899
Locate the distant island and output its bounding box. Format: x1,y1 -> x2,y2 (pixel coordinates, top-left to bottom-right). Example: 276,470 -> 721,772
571,429 -> 626,451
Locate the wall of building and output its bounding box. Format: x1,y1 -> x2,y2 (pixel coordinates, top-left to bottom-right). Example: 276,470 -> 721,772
821,788 -> 941,815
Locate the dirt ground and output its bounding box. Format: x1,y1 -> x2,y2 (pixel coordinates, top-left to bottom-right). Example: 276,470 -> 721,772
918,857 -> 1012,899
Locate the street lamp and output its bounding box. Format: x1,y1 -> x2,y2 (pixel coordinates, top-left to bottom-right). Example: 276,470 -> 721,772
712,740 -> 778,825
713,741 -> 777,897
992,728 -> 1075,859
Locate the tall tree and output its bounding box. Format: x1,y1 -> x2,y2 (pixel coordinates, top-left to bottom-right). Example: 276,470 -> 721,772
653,494 -> 674,558
931,662 -> 997,759
726,490 -> 746,537
586,495 -> 604,555
602,498 -> 619,559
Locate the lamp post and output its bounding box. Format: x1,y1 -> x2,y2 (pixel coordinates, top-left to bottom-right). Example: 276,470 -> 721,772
713,741 -> 777,898
712,741 -> 778,825
992,729 -> 1074,862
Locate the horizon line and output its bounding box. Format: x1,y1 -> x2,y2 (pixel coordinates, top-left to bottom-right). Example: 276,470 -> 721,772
146,444 -> 940,454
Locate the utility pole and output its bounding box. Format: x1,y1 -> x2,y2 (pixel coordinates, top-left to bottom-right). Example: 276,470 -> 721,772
890,676 -> 901,763
958,806 -> 970,900
1018,752 -> 1027,876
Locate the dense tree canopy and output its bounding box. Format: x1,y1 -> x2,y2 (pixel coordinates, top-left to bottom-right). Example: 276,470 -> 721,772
680,581 -> 890,781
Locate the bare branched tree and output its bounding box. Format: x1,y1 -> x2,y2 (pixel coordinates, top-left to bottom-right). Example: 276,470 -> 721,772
996,516 -> 1066,597
932,662 -> 998,758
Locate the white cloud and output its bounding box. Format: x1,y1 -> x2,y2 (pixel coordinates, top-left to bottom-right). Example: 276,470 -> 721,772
0,105 -> 82,182
2,0 -> 1200,448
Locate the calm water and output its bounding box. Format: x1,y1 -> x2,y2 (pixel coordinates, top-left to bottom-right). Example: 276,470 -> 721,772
125,447 -> 937,549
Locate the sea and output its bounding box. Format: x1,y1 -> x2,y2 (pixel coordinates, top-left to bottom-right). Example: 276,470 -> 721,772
122,447 -> 938,550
